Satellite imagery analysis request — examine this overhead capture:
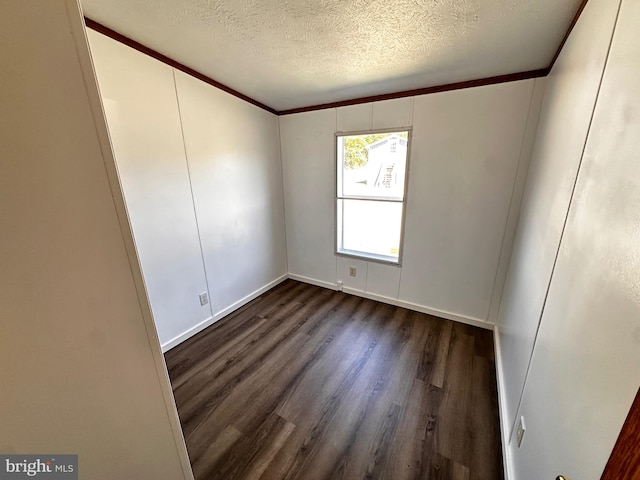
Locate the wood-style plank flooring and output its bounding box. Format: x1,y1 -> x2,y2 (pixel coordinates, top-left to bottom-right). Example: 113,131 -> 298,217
165,280 -> 504,480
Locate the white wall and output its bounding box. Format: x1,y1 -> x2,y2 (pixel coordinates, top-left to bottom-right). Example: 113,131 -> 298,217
280,81 -> 542,326
87,34 -> 288,350
497,0 -> 640,478
280,108 -> 338,286
0,1 -> 192,478
174,71 -> 288,322
494,0 -> 622,466
88,30 -> 212,347
9,4 -> 636,479
400,83 -> 538,322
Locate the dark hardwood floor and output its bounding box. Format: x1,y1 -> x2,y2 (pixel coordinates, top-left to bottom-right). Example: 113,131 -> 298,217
165,280 -> 504,480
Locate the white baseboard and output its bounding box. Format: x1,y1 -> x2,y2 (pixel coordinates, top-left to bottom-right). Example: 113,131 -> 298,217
161,274 -> 289,352
493,325 -> 514,480
163,272 -> 493,352
286,274 -> 492,331
162,314 -> 215,353
341,287 -> 492,331
287,273 -> 338,291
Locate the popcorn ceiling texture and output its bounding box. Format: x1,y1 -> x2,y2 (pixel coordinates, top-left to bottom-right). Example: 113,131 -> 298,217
81,0 -> 583,111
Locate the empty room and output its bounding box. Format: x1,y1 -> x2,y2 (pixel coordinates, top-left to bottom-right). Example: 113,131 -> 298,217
2,0 -> 639,479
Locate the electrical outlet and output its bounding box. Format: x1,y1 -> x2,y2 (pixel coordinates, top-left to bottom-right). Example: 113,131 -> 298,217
337,280 -> 343,291
516,416 -> 526,448
199,292 -> 209,306
349,266 -> 357,277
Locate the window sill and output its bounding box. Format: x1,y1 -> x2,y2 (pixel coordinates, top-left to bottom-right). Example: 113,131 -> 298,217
335,249 -> 402,266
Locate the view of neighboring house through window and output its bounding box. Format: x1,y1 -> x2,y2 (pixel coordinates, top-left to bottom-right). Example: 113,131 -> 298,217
336,129 -> 411,264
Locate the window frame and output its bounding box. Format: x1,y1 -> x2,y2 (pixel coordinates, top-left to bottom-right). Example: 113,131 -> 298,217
334,127 -> 412,266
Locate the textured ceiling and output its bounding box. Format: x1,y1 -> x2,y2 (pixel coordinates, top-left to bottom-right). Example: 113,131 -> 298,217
81,0 -> 583,111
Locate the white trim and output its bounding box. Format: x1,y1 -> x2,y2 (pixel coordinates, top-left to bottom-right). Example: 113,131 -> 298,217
287,274 -> 491,331
335,128 -> 413,267
287,273 -> 338,291
342,287 -> 493,330
493,325 -> 514,480
161,274 -> 289,352
335,249 -> 400,266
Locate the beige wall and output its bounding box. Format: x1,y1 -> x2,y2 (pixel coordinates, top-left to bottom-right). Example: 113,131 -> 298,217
0,1 -> 192,478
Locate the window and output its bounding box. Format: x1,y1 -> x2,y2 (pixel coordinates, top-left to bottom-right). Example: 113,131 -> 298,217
336,129 -> 411,264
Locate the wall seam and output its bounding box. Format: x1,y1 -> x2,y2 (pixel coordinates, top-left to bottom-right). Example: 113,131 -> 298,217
171,69 -> 214,318
486,79 -> 538,323
507,0 -> 624,443
369,103 -> 373,130
277,115 -> 290,275
492,79 -> 546,330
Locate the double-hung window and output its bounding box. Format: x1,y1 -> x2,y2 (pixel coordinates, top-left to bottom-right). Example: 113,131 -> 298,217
336,129 -> 411,265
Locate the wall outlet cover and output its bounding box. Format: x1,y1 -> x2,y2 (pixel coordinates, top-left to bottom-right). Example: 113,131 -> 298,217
349,266 -> 357,277
199,292 -> 209,306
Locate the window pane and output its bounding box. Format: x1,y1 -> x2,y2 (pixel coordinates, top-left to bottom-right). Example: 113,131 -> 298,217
338,199 -> 403,261
337,131 -> 408,200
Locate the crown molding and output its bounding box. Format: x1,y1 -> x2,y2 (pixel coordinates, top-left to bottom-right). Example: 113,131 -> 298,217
84,0 -> 588,116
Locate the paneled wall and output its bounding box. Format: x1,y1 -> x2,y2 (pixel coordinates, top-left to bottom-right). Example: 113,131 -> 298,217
496,0 -> 640,478
280,81 -> 543,326
173,71 -> 288,320
9,3 -> 638,479
495,0 -> 621,445
0,2 -> 191,478
88,31 -> 287,350
88,31 -> 212,346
